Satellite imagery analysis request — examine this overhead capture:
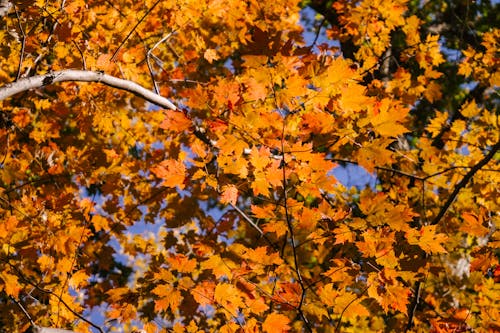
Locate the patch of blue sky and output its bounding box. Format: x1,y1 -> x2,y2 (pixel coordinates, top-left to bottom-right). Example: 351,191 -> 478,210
331,163 -> 377,190
300,7 -> 340,52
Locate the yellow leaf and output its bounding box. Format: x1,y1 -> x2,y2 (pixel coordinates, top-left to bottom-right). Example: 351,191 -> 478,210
406,225 -> 448,254
38,255 -> 54,271
461,100 -> 481,118
92,215 -> 110,232
369,99 -> 409,137
69,269 -> 89,288
200,255 -> 236,279
303,302 -> 329,320
152,284 -> 182,312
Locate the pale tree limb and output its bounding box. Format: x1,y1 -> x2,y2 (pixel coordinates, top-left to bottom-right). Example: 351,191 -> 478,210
0,69 -> 177,110
31,326 -> 75,333
0,0 -> 12,17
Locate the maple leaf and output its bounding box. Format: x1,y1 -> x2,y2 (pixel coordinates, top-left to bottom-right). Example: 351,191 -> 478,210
204,49 -> 219,64
1,0 -> 498,331
367,99 -> 410,137
159,110 -> 192,132
191,281 -> 215,307
151,159 -> 186,189
214,283 -> 244,317
262,313 -> 291,333
166,254 -> 197,273
0,272 -> 21,298
220,185 -> 238,206
333,224 -> 355,244
262,220 -> 288,238
152,284 -> 182,313
251,204 -> 276,219
69,270 -> 89,289
96,53 -> 114,71
367,269 -> 411,314
200,255 -> 236,279
460,211 -> 490,237
406,225 -> 448,254
242,77 -> 268,101
0,216 -> 18,239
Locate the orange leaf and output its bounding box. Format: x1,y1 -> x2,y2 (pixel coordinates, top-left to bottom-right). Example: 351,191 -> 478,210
460,211 -> 490,237
191,281 -> 215,307
0,272 -> 21,298
166,254 -> 197,273
214,283 -> 244,317
220,185 -> 238,205
204,48 -> 219,64
0,216 -> 18,239
151,159 -> 186,189
159,110 -> 192,132
262,313 -> 291,333
262,220 -> 288,238
96,53 -> 114,71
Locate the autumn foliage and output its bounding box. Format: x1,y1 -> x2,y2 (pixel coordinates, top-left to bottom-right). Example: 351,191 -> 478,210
0,0 -> 499,332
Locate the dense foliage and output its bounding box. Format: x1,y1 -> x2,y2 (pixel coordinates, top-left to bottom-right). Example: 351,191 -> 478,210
0,0 -> 498,332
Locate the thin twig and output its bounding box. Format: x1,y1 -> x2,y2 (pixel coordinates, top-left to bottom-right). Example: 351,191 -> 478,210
430,140 -> 500,225
405,277 -> 424,332
110,0 -> 162,62
72,40 -> 86,70
10,295 -> 36,326
231,203 -> 279,250
334,284 -> 370,333
146,32 -> 175,94
308,17 -> 326,49
14,5 -> 26,80
2,259 -> 104,333
230,203 -> 263,235
279,111 -> 313,333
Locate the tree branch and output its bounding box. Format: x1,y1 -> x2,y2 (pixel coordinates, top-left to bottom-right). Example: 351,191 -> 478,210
430,140 -> 500,225
0,0 -> 12,17
31,326 -> 75,333
0,69 -> 176,110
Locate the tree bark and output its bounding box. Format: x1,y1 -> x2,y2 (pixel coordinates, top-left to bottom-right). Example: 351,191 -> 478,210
31,326 -> 75,333
0,69 -> 177,110
0,0 -> 12,17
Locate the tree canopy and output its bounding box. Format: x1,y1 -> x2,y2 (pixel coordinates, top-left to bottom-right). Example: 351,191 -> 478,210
0,0 -> 498,332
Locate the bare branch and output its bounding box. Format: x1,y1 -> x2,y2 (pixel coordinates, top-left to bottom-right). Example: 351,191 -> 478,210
0,69 -> 176,110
